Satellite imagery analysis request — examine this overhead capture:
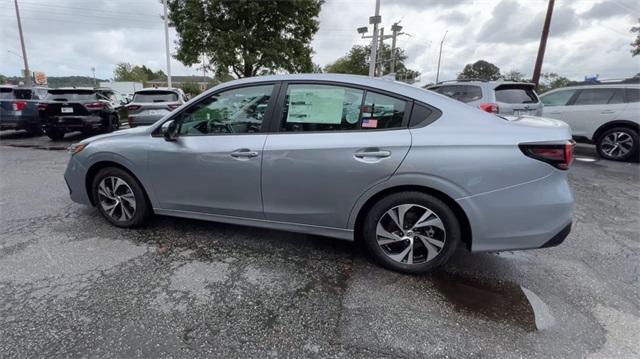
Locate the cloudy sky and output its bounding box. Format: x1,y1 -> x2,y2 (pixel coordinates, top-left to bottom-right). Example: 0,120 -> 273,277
1,0 -> 638,83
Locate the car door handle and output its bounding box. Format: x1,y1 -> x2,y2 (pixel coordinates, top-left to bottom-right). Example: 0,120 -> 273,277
354,149 -> 392,158
547,112 -> 561,115
600,110 -> 615,114
230,149 -> 259,158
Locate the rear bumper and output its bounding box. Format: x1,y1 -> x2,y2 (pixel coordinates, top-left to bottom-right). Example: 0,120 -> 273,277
45,115 -> 102,130
0,114 -> 41,130
457,170 -> 573,252
64,156 -> 92,206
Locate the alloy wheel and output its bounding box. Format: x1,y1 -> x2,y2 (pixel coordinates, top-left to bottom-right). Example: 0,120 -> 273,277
601,131 -> 633,159
97,176 -> 136,222
376,204 -> 446,264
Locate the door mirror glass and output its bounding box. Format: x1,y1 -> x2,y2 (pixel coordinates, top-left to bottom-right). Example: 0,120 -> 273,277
161,119 -> 178,141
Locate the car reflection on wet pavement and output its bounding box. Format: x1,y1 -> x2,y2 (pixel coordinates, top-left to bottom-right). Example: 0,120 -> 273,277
0,138 -> 638,358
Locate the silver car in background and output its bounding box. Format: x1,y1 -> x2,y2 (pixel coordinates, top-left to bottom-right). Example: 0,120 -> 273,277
64,74 -> 574,274
126,88 -> 188,127
427,80 -> 543,116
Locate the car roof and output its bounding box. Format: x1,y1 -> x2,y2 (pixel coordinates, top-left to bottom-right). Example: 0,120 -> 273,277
135,87 -> 181,93
428,80 -> 535,89
545,84 -> 640,91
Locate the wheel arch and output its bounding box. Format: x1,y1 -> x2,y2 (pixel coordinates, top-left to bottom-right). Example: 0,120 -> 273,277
592,120 -> 639,142
352,185 -> 472,251
85,160 -> 150,207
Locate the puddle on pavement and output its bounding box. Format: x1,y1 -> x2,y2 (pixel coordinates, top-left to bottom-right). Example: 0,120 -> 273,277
430,272 -> 552,332
4,143 -> 68,151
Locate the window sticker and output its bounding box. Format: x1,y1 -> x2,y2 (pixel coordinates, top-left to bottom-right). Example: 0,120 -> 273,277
287,88 -> 345,124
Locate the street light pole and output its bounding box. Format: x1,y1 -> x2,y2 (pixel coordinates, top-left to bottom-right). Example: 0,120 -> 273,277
91,67 -> 97,87
435,30 -> 448,84
368,0 -> 381,77
162,0 -> 172,88
378,27 -> 385,76
532,0 -> 555,88
13,0 -> 31,86
390,22 -> 404,74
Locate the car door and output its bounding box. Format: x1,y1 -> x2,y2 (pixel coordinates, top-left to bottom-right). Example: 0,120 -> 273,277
147,83 -> 278,219
556,88 -> 627,138
261,82 -> 412,229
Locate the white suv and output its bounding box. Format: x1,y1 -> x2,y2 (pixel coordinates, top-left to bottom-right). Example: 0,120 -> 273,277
540,83 -> 639,161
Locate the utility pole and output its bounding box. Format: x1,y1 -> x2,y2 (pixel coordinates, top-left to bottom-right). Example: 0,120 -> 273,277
378,27 -> 385,76
435,30 -> 448,84
369,0 -> 381,77
162,0 -> 172,88
532,0 -> 554,88
390,22 -> 404,74
91,67 -> 96,87
14,0 -> 31,86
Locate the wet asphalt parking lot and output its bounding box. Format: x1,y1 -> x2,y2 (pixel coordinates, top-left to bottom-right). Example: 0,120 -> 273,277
1,129 -> 639,358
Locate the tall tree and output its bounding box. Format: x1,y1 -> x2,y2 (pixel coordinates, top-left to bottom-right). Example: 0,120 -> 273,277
631,18 -> 640,56
113,63 -> 166,82
167,0 -> 323,78
324,44 -> 420,82
502,70 -> 526,82
537,72 -> 572,93
458,60 -> 501,81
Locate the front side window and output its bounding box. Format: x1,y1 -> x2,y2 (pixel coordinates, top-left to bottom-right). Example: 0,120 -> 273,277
280,84 -> 406,132
540,90 -> 575,106
433,85 -> 482,103
178,85 -> 273,135
572,89 -> 617,106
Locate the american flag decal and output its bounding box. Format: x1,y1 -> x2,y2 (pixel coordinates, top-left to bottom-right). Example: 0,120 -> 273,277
362,119 -> 378,128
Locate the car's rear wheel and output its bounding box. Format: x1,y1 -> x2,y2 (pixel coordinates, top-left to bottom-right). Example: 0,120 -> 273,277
45,128 -> 65,141
362,191 -> 460,274
111,114 -> 120,130
596,127 -> 639,162
26,125 -> 43,136
92,167 -> 151,228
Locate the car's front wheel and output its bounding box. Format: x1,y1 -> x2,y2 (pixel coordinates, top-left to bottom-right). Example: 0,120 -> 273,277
596,127 -> 639,162
92,167 -> 152,228
362,192 -> 461,274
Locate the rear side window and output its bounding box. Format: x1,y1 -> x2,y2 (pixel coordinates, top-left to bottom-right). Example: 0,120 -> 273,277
495,85 -> 538,104
572,89 -> 619,105
541,90 -> 575,106
47,90 -> 97,101
625,88 -> 640,103
133,91 -> 178,103
432,85 -> 482,103
13,89 -> 32,99
279,84 -> 407,132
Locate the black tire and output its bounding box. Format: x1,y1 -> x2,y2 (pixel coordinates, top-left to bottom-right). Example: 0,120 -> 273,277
26,125 -> 43,136
111,114 -> 120,130
100,114 -> 114,133
596,127 -> 639,162
361,191 -> 461,274
91,167 -> 152,228
45,128 -> 65,141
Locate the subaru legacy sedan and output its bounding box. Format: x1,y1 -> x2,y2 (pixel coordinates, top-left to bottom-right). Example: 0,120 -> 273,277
64,74 -> 574,274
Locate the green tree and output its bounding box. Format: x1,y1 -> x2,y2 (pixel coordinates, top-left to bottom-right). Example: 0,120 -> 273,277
458,60 -> 501,81
180,82 -> 202,96
538,72 -> 572,93
113,63 -> 166,82
324,44 -> 420,81
167,0 -> 323,78
631,18 -> 640,56
502,70 -> 526,82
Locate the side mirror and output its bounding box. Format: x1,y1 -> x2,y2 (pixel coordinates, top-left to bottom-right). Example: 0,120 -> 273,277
161,119 -> 178,141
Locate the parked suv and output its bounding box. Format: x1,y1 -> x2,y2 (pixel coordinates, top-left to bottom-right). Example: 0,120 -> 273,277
63,74 -> 574,274
427,80 -> 543,116
40,87 -> 121,140
0,85 -> 49,136
126,88 -> 187,127
540,83 -> 639,161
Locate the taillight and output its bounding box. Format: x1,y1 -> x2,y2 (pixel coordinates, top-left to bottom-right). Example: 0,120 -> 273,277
85,102 -> 104,110
12,101 -> 27,111
37,102 -> 48,111
479,103 -> 499,113
127,104 -> 141,111
519,141 -> 575,170
168,104 -> 181,110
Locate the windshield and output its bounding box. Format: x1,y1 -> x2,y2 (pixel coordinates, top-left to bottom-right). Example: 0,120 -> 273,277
133,91 -> 178,103
46,90 -> 97,101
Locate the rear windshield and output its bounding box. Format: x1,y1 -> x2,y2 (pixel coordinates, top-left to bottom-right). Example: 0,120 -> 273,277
431,85 -> 482,103
0,88 -> 32,100
46,90 -> 97,101
495,85 -> 538,104
133,91 -> 178,103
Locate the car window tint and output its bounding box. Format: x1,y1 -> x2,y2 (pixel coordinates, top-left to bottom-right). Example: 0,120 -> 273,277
46,90 -> 97,101
360,91 -> 406,129
433,85 -> 482,103
540,90 -> 575,106
495,85 -> 538,104
13,89 -> 32,100
280,84 -> 364,132
573,89 -> 617,105
608,89 -> 624,104
0,88 -> 14,99
626,88 -> 640,103
133,91 -> 179,103
178,85 -> 273,135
